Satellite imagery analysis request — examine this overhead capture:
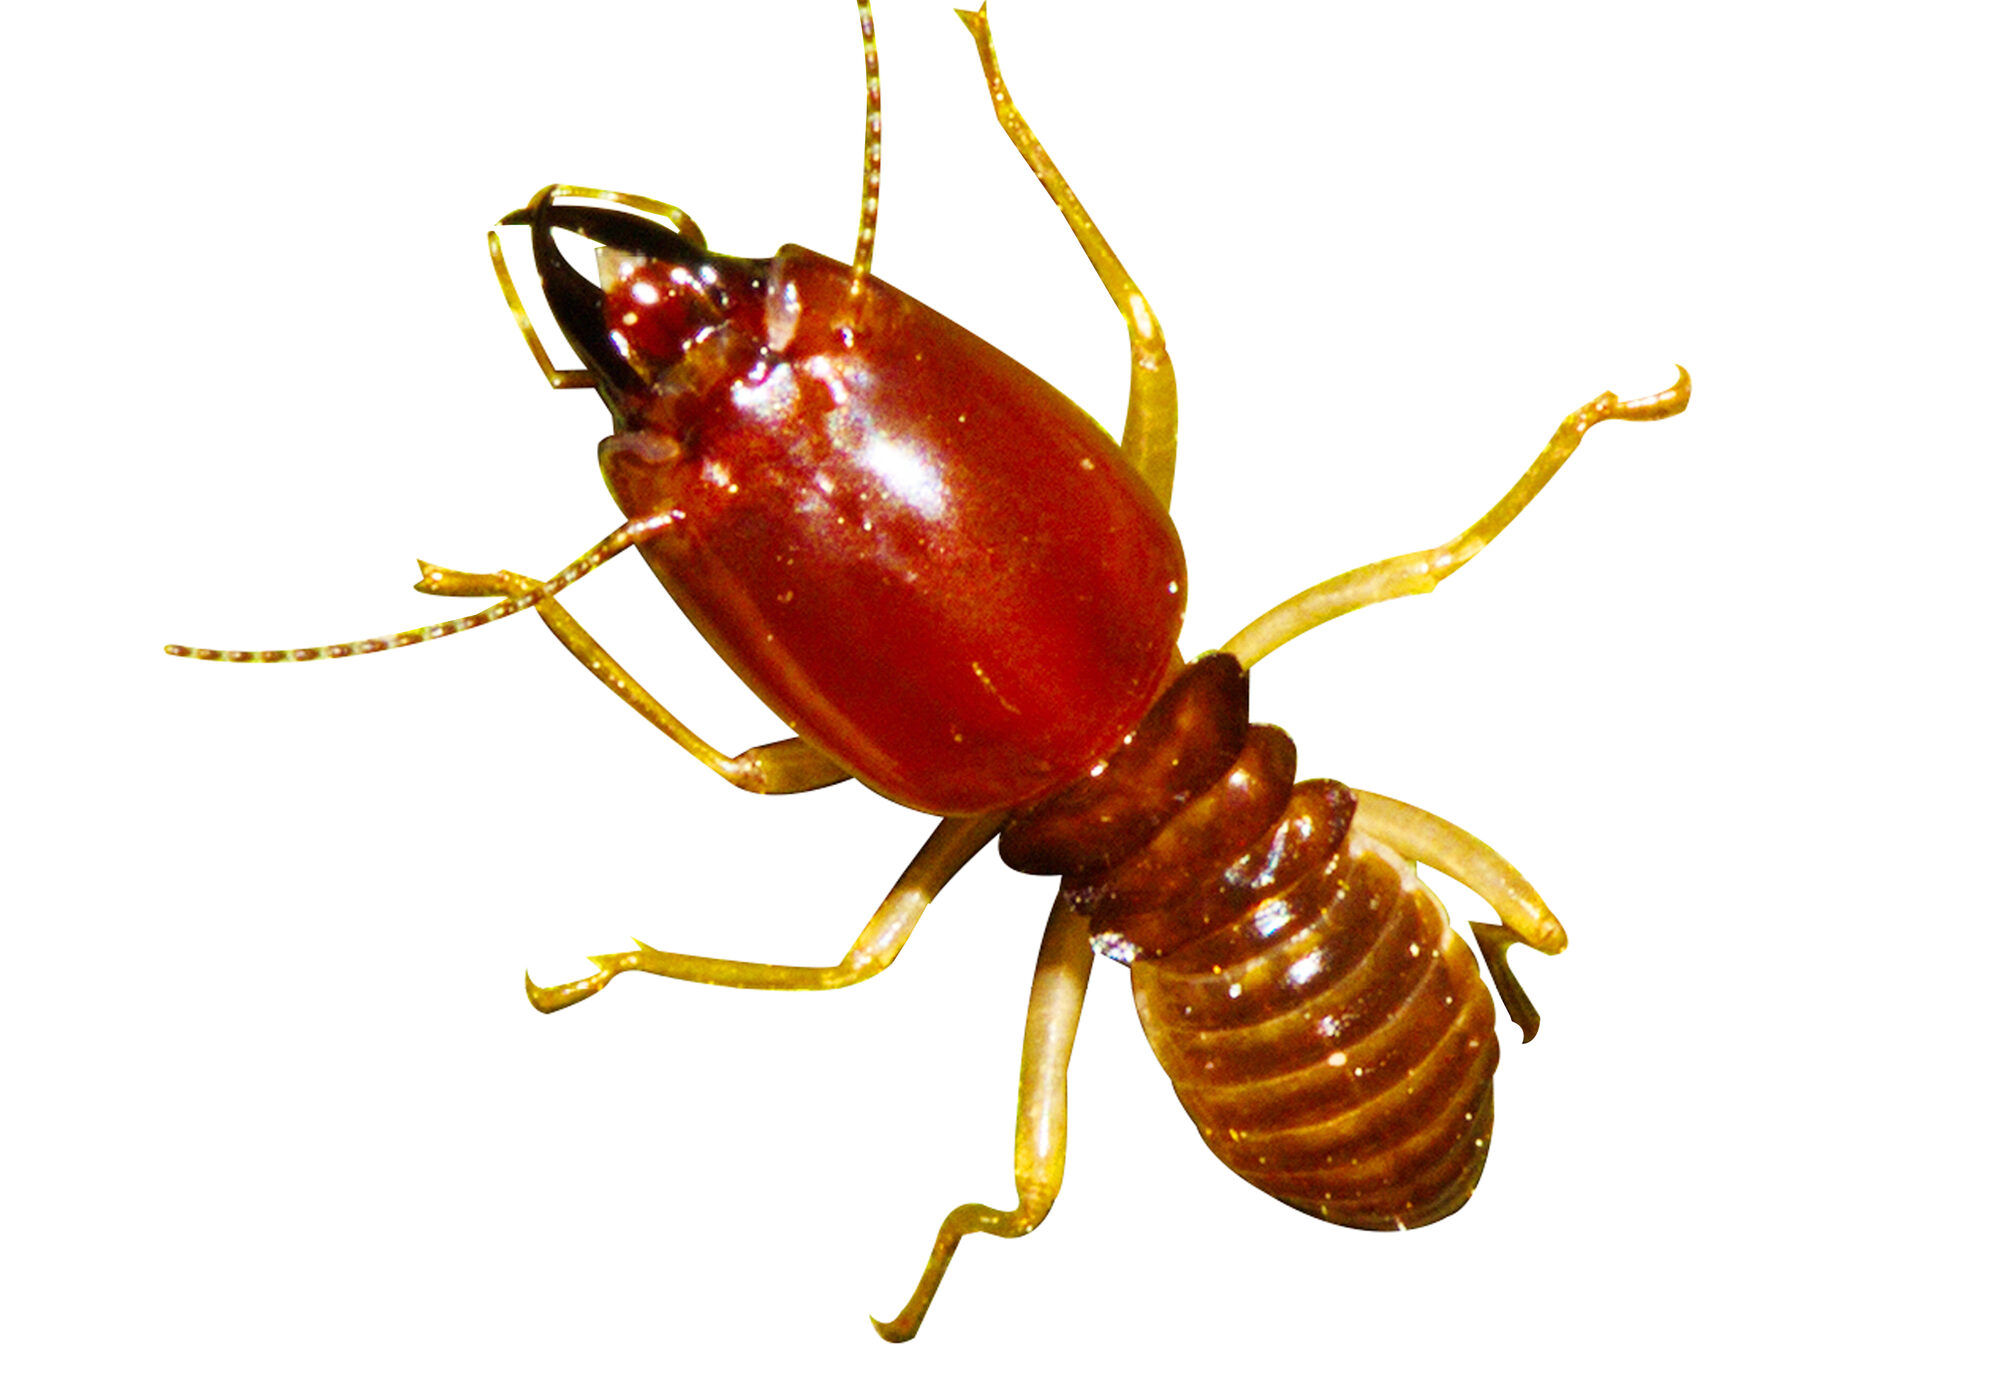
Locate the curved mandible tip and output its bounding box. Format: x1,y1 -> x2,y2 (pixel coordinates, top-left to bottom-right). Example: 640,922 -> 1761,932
510,185 -> 644,397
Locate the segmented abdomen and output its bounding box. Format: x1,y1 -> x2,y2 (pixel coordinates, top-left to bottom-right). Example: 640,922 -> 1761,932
1131,822 -> 1497,1227
1001,654 -> 1499,1229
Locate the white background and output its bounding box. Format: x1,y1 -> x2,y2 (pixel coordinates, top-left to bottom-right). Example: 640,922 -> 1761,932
7,0 -> 1991,1393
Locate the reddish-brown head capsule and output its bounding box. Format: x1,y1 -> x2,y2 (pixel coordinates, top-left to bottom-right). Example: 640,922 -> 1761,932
520,192 -> 1187,815
600,259 -> 736,372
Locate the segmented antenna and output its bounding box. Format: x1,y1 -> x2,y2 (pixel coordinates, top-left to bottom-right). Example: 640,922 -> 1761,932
163,513 -> 678,663
848,0 -> 884,300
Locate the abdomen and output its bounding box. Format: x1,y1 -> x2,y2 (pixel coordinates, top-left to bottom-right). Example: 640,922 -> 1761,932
1130,824 -> 1497,1228
1002,653 -> 1500,1229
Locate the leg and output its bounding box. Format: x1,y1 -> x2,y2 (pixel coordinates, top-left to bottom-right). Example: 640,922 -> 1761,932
873,899 -> 1092,1342
957,6 -> 1178,507
1223,368 -> 1692,665
1351,789 -> 1565,1041
416,562 -> 850,795
524,811 -> 1004,1012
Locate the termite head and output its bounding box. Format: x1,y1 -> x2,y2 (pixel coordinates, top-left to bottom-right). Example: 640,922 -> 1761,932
499,186 -> 768,424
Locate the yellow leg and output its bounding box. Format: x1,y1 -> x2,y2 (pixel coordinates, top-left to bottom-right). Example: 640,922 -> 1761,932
957,6 -> 1178,507
1223,368 -> 1692,665
415,561 -> 851,796
873,899 -> 1092,1342
1352,789 -> 1566,1041
524,812 -> 1004,1012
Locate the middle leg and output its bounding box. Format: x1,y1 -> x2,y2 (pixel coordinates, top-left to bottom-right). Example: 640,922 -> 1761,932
525,812 -> 1004,1011
1223,368 -> 1691,665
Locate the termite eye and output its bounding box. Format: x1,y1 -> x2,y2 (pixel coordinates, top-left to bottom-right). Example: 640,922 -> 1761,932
598,252 -> 719,370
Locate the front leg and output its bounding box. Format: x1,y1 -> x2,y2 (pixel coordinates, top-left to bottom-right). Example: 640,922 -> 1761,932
416,562 -> 850,795
958,5 -> 1178,507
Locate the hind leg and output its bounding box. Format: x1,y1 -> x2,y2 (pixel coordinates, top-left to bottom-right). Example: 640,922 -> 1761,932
873,899 -> 1092,1341
1351,790 -> 1565,1041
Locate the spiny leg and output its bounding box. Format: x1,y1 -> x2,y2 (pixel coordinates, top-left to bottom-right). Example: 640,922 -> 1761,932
1352,789 -> 1565,1041
525,812 -> 1005,1012
1224,368 -> 1692,665
957,5 -> 1177,506
873,898 -> 1092,1342
414,561 -> 850,795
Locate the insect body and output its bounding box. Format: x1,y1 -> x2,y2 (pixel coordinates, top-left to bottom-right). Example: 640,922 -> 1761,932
167,3 -> 1688,1342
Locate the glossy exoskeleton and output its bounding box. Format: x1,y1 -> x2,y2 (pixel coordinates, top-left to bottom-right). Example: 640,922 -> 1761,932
167,2 -> 1689,1341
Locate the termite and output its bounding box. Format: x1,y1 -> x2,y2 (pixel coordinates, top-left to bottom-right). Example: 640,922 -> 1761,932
166,1 -> 1688,1341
